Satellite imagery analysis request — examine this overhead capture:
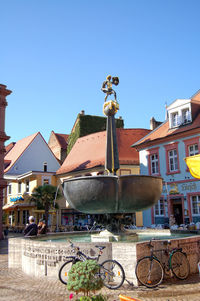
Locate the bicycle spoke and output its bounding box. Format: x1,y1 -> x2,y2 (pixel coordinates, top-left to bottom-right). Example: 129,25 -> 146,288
171,251 -> 190,280
100,260 -> 125,289
136,257 -> 164,288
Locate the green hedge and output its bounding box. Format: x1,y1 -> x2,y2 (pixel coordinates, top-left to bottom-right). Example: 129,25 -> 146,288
67,115 -> 124,155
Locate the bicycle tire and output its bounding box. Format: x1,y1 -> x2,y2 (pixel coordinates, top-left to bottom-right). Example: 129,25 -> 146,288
59,258 -> 80,285
100,259 -> 125,289
136,256 -> 164,288
170,251 -> 190,280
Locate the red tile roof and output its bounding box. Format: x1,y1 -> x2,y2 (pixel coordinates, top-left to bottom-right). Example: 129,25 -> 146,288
54,133 -> 69,149
133,112 -> 200,149
4,132 -> 39,173
57,128 -> 150,175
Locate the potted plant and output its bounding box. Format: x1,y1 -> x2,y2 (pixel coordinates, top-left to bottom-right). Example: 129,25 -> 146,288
67,260 -> 107,301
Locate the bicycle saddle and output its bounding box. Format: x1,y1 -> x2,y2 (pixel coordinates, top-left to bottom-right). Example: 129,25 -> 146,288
95,246 -> 106,250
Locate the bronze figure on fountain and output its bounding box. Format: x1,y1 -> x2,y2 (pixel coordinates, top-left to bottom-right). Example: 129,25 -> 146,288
101,75 -> 119,103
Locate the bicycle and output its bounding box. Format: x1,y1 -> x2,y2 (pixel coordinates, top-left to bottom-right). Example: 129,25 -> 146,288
135,239 -> 190,288
58,240 -> 125,289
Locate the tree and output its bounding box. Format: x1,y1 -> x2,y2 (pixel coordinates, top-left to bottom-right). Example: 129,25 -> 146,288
31,184 -> 61,228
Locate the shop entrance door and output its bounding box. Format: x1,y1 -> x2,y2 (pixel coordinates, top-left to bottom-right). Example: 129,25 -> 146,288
172,200 -> 183,225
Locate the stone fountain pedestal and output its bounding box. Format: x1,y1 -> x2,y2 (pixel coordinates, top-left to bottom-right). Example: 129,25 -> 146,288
91,229 -> 121,242
91,229 -> 138,242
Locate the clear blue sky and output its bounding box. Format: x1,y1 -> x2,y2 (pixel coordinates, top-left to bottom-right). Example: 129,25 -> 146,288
1,0 -> 200,144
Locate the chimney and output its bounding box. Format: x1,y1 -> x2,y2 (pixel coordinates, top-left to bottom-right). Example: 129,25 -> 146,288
80,110 -> 85,115
150,117 -> 162,130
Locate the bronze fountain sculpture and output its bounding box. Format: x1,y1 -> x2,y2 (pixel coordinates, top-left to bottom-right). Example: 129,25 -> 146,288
62,76 -> 162,230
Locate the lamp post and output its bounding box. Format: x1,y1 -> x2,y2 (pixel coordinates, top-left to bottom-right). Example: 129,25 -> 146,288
0,84 -> 11,240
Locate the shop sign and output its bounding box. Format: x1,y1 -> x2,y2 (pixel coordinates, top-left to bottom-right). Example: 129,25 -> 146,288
10,196 -> 24,202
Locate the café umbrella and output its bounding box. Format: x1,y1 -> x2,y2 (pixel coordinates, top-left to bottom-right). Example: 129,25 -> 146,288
185,154 -> 200,179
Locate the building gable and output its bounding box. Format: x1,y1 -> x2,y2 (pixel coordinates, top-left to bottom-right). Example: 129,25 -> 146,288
5,133 -> 60,175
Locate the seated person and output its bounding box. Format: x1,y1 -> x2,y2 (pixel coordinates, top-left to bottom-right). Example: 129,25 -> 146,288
38,219 -> 47,234
24,216 -> 38,236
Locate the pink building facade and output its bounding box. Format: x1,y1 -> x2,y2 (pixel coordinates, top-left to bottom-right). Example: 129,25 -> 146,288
0,84 -> 11,239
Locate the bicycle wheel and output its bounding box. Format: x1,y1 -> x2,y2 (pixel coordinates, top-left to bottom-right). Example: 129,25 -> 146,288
136,256 -> 164,288
59,259 -> 79,285
171,251 -> 190,280
100,259 -> 125,289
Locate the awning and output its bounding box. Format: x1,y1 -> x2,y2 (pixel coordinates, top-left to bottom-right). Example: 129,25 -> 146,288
185,154 -> 200,179
33,209 -> 56,213
3,203 -> 35,210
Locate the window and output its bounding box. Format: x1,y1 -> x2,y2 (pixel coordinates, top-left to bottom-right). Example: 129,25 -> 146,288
155,199 -> 164,216
172,112 -> 179,127
164,142 -> 180,175
18,181 -> 22,194
182,109 -> 191,123
8,184 -> 12,195
44,162 -> 47,172
183,137 -> 200,160
188,144 -> 199,156
150,154 -> 159,175
25,180 -> 29,193
169,149 -> 178,172
42,176 -> 51,185
23,210 -> 29,225
191,195 -> 200,215
147,147 -> 160,176
43,178 -> 49,185
17,210 -> 20,224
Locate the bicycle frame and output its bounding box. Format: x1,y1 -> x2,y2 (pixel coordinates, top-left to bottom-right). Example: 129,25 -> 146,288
148,241 -> 187,274
59,241 -> 126,289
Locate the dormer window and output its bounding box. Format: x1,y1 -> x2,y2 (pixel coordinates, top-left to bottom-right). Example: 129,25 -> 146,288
170,107 -> 192,128
172,112 -> 179,127
43,162 -> 47,172
182,108 -> 191,124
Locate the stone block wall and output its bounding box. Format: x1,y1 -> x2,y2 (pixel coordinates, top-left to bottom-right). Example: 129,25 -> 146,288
136,235 -> 200,278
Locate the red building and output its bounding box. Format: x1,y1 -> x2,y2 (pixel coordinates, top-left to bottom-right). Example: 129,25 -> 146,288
0,84 -> 11,239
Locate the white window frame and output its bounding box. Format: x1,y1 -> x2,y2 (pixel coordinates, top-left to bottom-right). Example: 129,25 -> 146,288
188,144 -> 199,156
191,195 -> 200,215
25,180 -> 30,193
155,199 -> 165,216
18,181 -> 22,194
182,108 -> 191,123
43,162 -> 47,172
7,183 -> 12,195
42,176 -> 51,186
168,149 -> 178,172
150,154 -> 159,175
171,112 -> 179,127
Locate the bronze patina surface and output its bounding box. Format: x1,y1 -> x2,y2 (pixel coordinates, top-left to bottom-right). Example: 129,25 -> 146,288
62,175 -> 162,214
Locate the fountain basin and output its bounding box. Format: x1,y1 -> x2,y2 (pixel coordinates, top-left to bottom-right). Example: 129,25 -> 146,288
8,231 -> 200,285
62,175 -> 163,214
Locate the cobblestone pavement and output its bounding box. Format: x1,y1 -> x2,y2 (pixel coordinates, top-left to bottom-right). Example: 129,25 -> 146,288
1,234 -> 200,301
